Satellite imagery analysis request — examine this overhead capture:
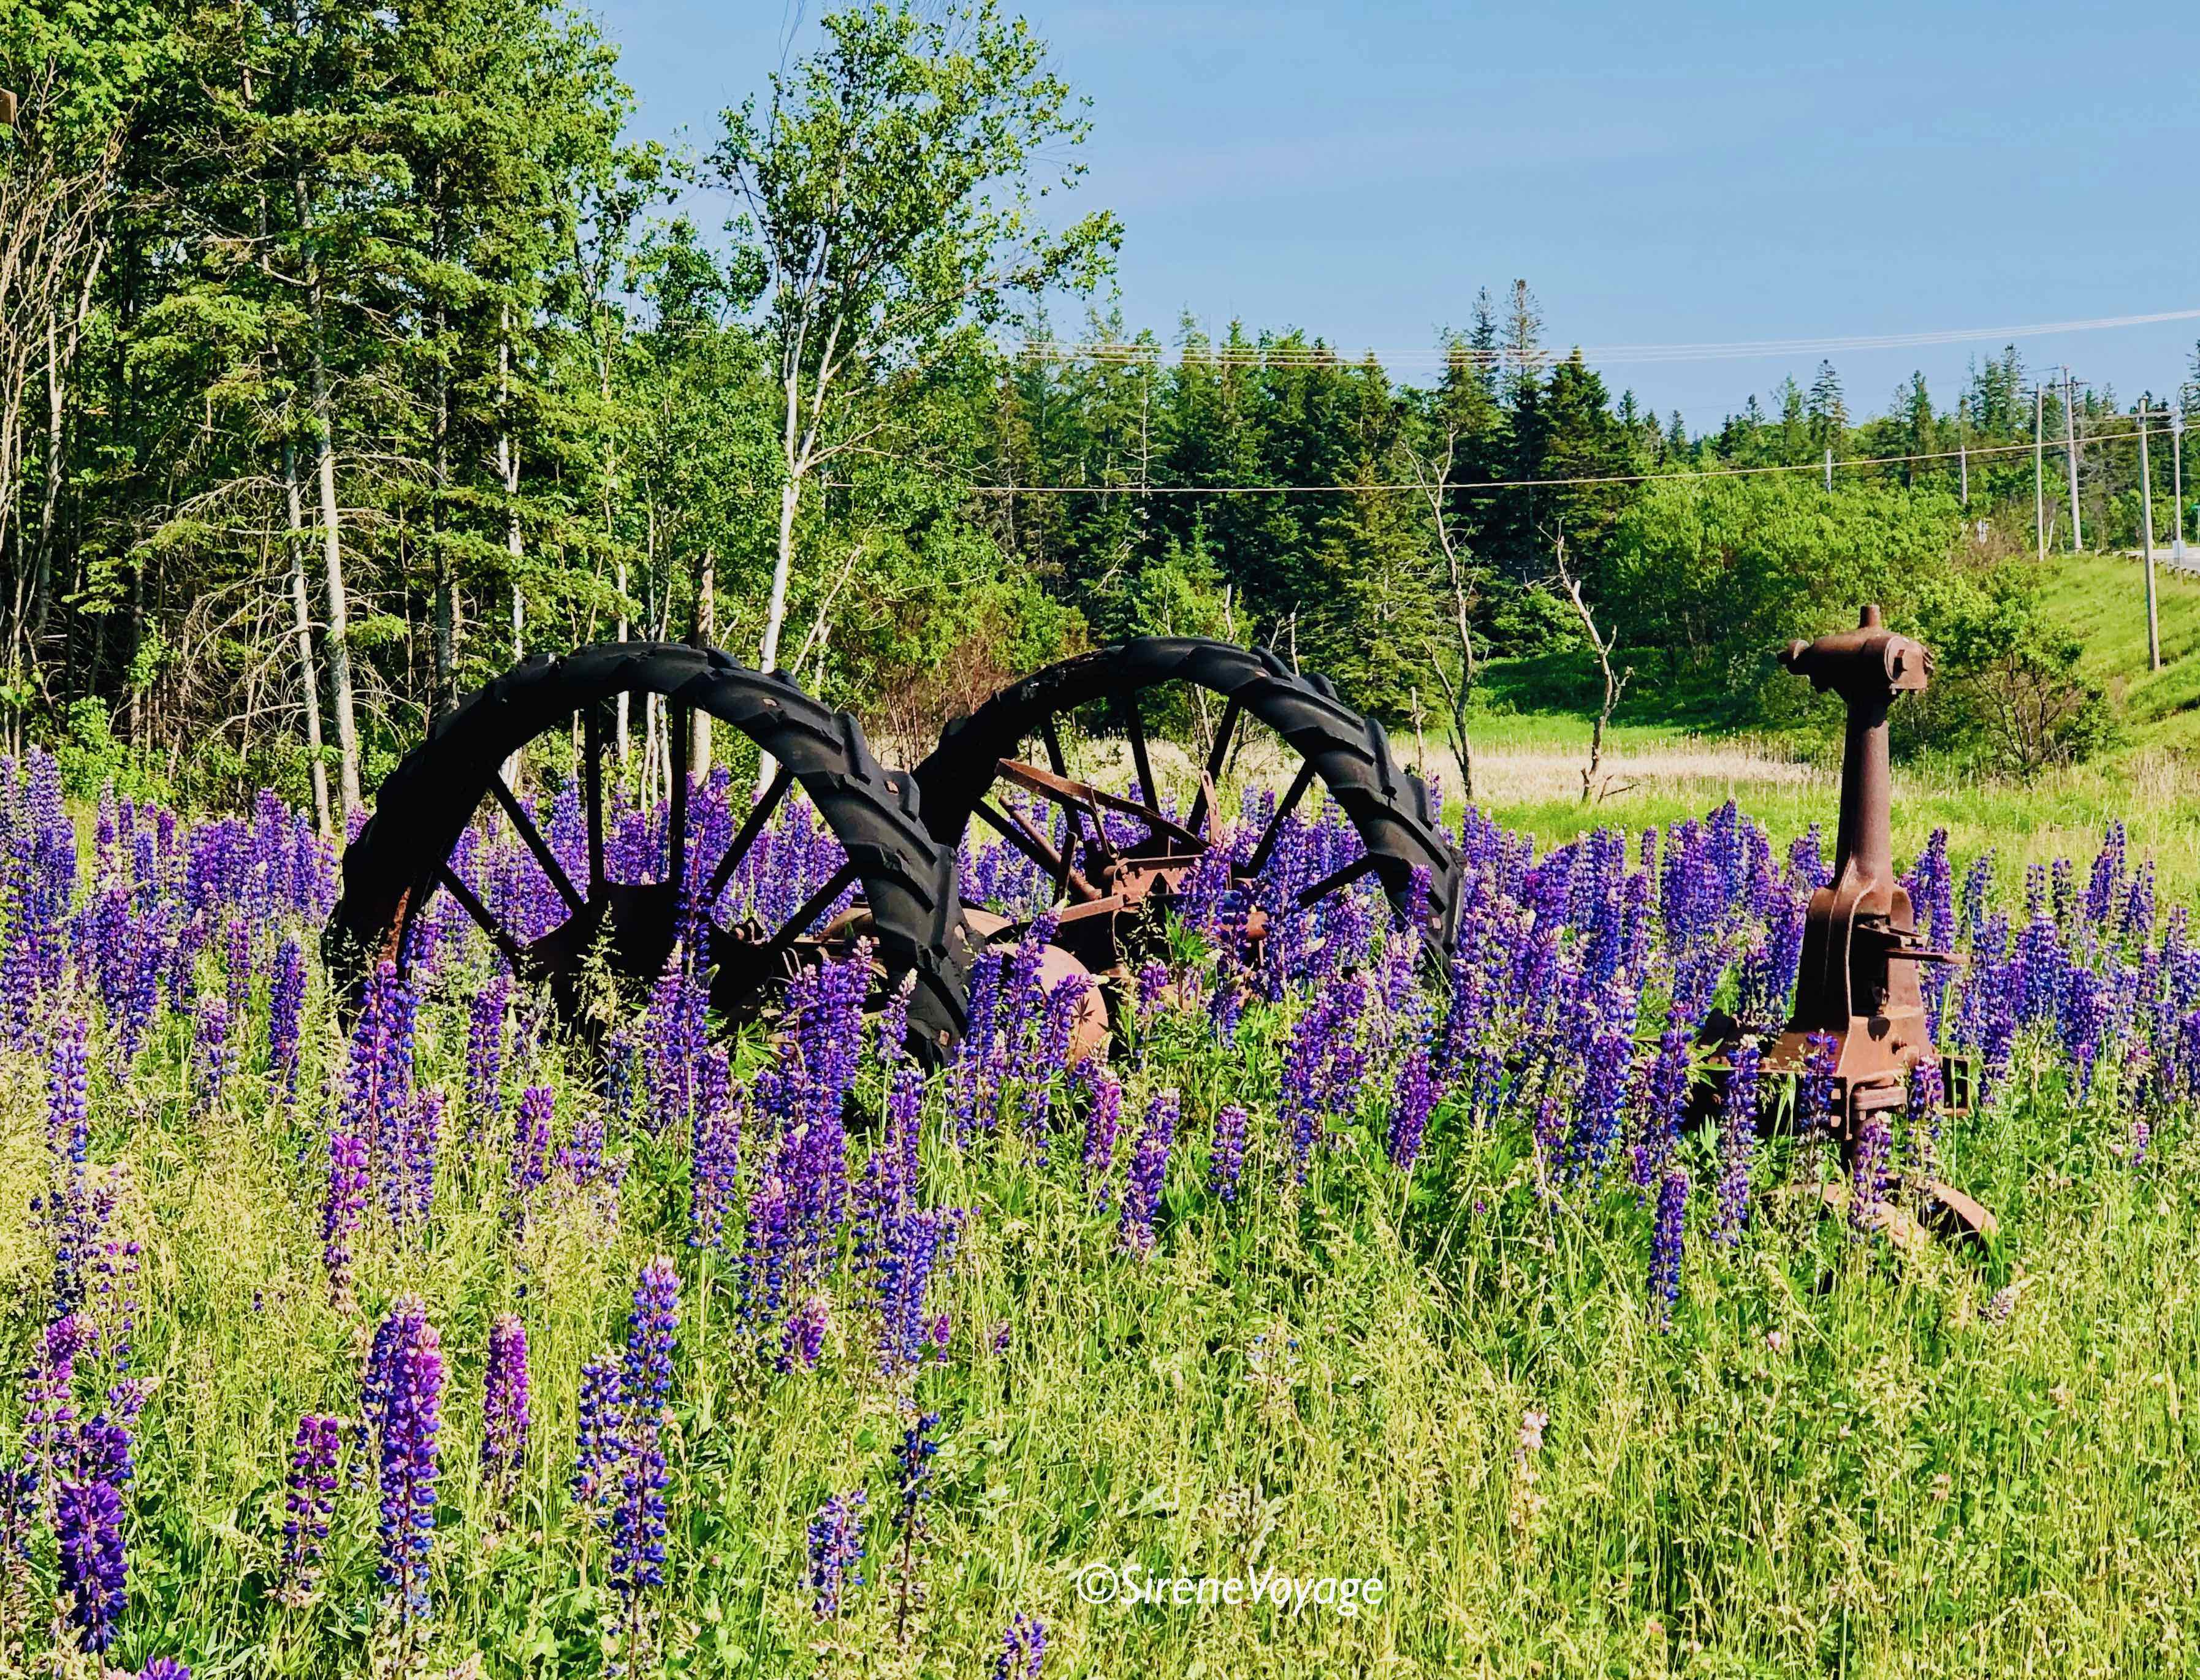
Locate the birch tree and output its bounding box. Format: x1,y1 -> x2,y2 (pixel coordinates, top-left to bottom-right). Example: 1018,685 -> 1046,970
709,0 -> 1117,785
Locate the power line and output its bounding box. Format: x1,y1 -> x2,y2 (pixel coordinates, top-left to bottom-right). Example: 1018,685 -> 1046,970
969,416 -> 2176,496
1003,305 -> 2200,370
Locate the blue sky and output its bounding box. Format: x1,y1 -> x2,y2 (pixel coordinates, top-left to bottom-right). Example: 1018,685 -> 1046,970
597,0 -> 2200,428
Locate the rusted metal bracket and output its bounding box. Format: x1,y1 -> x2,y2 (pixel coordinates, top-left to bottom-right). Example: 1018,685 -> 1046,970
1765,604 -> 1996,1244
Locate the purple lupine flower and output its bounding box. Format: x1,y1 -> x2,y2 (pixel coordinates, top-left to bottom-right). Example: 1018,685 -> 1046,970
344,961 -> 418,1210
1630,1028 -> 1692,1190
278,1413 -> 341,1602
404,1089 -> 443,1226
876,970 -> 916,1066
1713,1041 -> 1760,1244
1386,1041 -> 1437,1173
611,1258 -> 679,1603
1208,1102 -> 1247,1202
2131,1117 -> 2152,1166
1135,960 -> 1170,1024
369,1296 -> 444,1627
1119,1089 -> 1180,1258
1850,1106 -> 1891,1237
645,966 -> 710,1135
1078,1062 -> 1122,1209
737,1172 -> 794,1340
21,1315 -> 87,1508
91,1217 -> 143,1375
1279,986 -> 1363,1177
779,1293 -> 829,1374
268,935 -> 306,1099
511,1084 -> 553,1204
807,1490 -> 867,1620
192,994 -> 231,1108
875,1205 -> 963,1374
55,1475 -> 128,1652
1569,994 -> 1638,1182
948,948 -> 1006,1142
1796,1031 -> 1841,1173
224,913 -> 253,1024
482,1315 -> 531,1498
321,1130 -> 368,1310
44,1019 -> 91,1313
1906,1055 -> 1944,1182
894,1407 -> 939,1526
466,975 -> 511,1124
558,1093 -> 610,1189
571,1353 -> 623,1510
139,1661 -> 191,1679
995,1612 -> 1047,1680
1020,975 -> 1090,1162
688,1077 -> 744,1251
1648,1169 -> 1688,1329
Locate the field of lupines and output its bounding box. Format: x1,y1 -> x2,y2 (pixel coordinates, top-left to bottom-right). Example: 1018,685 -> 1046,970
5,748 -> 2200,1678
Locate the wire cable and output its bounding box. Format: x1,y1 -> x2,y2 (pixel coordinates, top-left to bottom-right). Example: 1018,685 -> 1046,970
1005,306 -> 2200,370
967,417 -> 2180,496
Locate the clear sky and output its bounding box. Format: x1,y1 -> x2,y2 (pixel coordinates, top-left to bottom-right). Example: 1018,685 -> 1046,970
596,0 -> 2200,430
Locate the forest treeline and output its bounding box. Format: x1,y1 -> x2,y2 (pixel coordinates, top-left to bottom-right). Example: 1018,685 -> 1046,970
2,0 -> 2192,820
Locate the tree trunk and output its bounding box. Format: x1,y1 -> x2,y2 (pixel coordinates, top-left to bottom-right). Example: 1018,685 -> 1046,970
615,554 -> 631,777
691,547 -> 714,772
498,306 -> 527,787
283,438 -> 333,834
753,379 -> 803,794
431,284 -> 454,717
31,308 -> 60,649
500,304 -> 524,658
295,177 -> 361,818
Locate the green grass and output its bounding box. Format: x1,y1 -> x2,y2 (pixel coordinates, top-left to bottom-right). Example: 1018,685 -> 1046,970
1431,550 -> 2200,894
13,865 -> 2200,1678
2034,550 -> 2200,746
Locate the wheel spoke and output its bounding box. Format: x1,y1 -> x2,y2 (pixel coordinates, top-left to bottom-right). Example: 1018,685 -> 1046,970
1295,851 -> 1378,910
702,764 -> 793,914
668,702 -> 690,893
582,704 -> 607,895
1119,690 -> 1160,844
1186,696 -> 1243,838
436,861 -> 531,973
745,860 -> 860,979
488,771 -> 587,916
1241,758 -> 1320,879
975,796 -> 1102,902
388,882 -> 423,968
995,759 -> 1201,851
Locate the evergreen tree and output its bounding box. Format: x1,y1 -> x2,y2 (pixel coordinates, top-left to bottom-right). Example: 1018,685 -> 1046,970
1807,359 -> 1848,450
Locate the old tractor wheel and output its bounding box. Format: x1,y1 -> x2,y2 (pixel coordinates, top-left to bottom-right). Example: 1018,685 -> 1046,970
325,641 -> 969,1057
910,636 -> 1461,975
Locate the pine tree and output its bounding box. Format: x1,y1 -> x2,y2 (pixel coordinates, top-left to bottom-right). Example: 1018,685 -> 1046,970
1807,359 -> 1848,450
1502,279 -> 1542,411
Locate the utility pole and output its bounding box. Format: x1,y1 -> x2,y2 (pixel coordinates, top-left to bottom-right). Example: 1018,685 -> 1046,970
1957,398 -> 1969,506
1823,446 -> 1832,494
2033,384 -> 2046,561
2139,400 -> 2160,669
2062,367 -> 2083,551
2174,399 -> 2188,564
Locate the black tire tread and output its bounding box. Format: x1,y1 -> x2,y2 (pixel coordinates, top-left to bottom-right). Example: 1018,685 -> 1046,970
327,642 -> 967,1047
912,636 -> 1463,944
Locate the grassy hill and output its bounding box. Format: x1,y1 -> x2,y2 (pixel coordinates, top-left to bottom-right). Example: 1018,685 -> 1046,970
2034,550 -> 2200,748
1448,551 -> 2200,892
